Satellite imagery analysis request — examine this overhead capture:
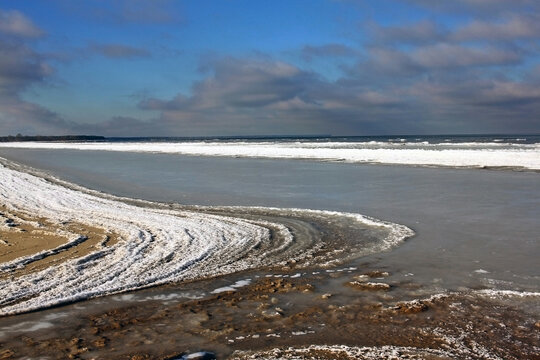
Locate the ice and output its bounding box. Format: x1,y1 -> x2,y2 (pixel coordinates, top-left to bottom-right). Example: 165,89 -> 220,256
232,344 -> 468,359
211,279 -> 252,294
473,269 -> 490,274
0,320 -> 54,338
0,140 -> 538,169
179,352 -> 216,360
211,287 -> 236,294
231,279 -> 251,288
476,289 -> 540,298
0,161 -> 413,316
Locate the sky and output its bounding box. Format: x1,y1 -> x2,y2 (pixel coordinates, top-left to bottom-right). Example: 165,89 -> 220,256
1,0 -> 539,137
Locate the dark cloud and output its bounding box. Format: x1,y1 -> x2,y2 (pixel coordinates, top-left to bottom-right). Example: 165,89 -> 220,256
301,44 -> 356,61
405,74 -> 540,133
90,43 -> 151,59
0,40 -> 76,136
0,98 -> 73,135
0,13 -> 75,136
0,9 -> 44,38
140,58 -> 319,111
127,58 -> 432,135
0,41 -> 52,95
407,76 -> 538,109
128,51 -> 539,136
134,57 -> 337,135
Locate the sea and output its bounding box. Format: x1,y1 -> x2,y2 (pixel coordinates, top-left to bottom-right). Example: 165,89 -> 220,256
0,134 -> 538,357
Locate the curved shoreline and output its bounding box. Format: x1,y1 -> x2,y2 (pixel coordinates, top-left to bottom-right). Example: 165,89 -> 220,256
0,158 -> 413,316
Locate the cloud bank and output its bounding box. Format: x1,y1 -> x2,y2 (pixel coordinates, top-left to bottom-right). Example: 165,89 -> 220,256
0,1 -> 538,136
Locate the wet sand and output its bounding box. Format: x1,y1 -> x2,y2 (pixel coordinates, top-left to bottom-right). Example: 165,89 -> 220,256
0,262 -> 538,359
0,204 -> 120,279
0,208 -> 538,359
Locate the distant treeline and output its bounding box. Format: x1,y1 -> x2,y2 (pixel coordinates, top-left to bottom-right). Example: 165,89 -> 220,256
0,135 -> 105,142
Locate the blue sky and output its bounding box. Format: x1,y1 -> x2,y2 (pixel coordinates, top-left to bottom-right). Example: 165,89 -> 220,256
1,0 -> 539,136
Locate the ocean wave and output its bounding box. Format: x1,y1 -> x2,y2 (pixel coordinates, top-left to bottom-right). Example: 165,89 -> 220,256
1,141 -> 539,169
0,161 -> 413,316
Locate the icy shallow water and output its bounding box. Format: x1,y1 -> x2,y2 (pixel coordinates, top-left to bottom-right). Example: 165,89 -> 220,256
1,148 -> 538,294
0,158 -> 412,316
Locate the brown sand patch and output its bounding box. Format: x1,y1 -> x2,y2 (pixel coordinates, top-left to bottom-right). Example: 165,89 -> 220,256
0,203 -> 120,279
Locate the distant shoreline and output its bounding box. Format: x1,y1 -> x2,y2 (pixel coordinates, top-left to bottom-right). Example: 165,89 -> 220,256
0,135 -> 105,142
1,133 -> 537,143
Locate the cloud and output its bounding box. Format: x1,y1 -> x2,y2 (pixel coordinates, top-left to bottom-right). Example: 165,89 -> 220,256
352,43 -> 520,82
369,13 -> 540,46
140,58 -> 319,111
134,57 -> 348,135
370,20 -> 447,45
128,53 -> 539,136
0,40 -> 52,95
0,14 -> 76,136
2,4 -> 539,137
404,74 -> 540,132
409,76 -> 540,107
452,14 -> 540,41
301,44 -> 356,61
359,47 -> 422,76
90,43 -> 151,59
406,0 -> 540,15
411,43 -> 522,68
0,9 -> 44,38
131,57 -> 429,136
0,98 -> 74,135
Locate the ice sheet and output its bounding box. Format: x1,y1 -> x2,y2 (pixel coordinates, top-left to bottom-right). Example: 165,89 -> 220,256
0,162 -> 412,315
1,141 -> 538,169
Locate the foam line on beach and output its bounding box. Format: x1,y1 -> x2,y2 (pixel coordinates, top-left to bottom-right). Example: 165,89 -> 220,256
1,141 -> 539,169
0,235 -> 88,272
0,162 -> 412,316
231,344 -> 497,360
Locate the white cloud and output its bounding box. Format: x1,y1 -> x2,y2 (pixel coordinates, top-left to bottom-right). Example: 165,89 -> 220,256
0,10 -> 44,38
